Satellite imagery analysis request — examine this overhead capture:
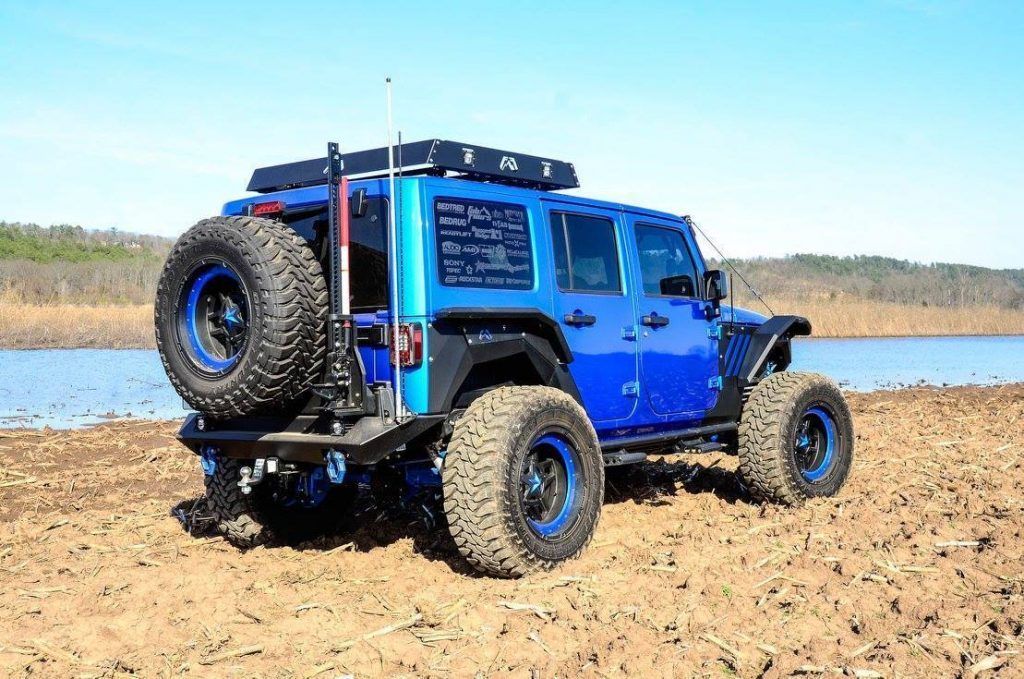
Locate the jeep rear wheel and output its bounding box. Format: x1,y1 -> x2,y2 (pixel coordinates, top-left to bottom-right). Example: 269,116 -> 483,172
154,216 -> 327,419
737,372 -> 854,505
443,386 -> 604,578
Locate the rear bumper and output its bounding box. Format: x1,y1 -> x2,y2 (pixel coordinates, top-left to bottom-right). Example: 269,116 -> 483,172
177,412 -> 444,466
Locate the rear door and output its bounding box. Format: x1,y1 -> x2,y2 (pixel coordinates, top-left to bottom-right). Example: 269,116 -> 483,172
545,206 -> 639,423
626,214 -> 718,415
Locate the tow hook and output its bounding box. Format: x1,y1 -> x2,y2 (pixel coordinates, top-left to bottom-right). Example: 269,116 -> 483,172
238,457 -> 279,495
325,450 -> 346,485
200,445 -> 219,476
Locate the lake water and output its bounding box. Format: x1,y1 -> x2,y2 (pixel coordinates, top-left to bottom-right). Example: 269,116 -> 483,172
1,336 -> 1022,429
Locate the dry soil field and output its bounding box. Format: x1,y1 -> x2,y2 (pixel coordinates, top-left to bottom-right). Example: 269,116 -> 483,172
1,385 -> 1022,678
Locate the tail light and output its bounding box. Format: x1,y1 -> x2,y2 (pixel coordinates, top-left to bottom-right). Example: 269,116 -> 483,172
391,323 -> 423,367
249,200 -> 285,217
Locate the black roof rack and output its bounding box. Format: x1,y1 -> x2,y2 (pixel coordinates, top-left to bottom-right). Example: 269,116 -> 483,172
247,139 -> 579,194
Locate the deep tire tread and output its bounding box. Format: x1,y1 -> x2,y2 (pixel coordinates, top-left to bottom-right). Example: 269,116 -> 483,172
443,386 -> 604,578
154,216 -> 327,418
737,371 -> 854,505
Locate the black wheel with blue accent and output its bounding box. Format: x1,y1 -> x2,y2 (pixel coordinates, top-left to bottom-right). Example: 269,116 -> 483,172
737,372 -> 854,505
443,386 -> 604,578
520,433 -> 584,538
155,215 -> 328,419
178,262 -> 250,375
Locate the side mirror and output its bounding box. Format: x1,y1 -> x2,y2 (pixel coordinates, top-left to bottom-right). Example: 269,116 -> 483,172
659,274 -> 695,297
704,269 -> 729,302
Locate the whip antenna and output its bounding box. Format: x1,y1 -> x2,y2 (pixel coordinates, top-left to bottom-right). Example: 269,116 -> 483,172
684,215 -> 775,316
386,77 -> 404,421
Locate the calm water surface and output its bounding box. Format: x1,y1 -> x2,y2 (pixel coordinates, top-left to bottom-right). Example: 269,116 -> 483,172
1,336 -> 1022,428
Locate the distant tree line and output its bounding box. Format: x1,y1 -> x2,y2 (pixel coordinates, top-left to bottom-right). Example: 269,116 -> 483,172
2,223 -> 1022,309
709,254 -> 1024,310
0,221 -> 173,304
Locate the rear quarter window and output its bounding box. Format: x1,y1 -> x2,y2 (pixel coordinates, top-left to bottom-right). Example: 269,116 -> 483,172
434,197 -> 533,290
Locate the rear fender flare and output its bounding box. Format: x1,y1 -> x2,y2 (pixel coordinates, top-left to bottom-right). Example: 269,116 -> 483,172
427,309 -> 581,413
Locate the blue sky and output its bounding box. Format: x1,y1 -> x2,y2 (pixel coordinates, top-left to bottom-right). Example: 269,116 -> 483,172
0,1 -> 1021,268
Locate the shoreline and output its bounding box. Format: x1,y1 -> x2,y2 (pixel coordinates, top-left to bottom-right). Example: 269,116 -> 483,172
4,383 -> 1022,433
1,301 -> 1023,349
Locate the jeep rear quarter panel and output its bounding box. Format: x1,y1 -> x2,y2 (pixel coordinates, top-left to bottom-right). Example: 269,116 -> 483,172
407,177 -> 721,441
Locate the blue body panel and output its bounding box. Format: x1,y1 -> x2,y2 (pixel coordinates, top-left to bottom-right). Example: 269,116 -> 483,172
222,176 -> 762,443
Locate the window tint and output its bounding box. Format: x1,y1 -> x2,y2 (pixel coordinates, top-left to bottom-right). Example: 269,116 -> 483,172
550,212 -> 621,293
635,224 -> 699,297
284,198 -> 389,312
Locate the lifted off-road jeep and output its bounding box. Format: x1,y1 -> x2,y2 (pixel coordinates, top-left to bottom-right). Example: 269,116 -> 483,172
157,140 -> 854,577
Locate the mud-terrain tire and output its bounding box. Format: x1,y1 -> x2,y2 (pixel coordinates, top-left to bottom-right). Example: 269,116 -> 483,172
443,386 -> 604,578
154,216 -> 327,419
737,372 -> 854,505
204,457 -> 357,547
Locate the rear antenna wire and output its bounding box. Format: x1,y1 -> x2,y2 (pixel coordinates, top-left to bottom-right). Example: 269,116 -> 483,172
684,215 -> 775,317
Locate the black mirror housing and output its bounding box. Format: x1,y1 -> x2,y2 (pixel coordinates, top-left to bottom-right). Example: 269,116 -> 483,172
659,274 -> 696,297
704,269 -> 729,302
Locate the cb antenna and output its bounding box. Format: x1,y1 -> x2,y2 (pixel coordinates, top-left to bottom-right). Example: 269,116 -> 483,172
386,77 -> 405,421
684,215 -> 775,317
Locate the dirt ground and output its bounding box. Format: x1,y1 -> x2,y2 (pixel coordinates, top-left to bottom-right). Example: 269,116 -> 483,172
0,386 -> 1021,678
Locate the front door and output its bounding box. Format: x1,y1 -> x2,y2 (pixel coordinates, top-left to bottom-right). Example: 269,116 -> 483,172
626,215 -> 718,416
545,205 -> 639,423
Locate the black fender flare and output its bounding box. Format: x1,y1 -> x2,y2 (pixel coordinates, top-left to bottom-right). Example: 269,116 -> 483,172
426,308 -> 581,413
737,315 -> 811,381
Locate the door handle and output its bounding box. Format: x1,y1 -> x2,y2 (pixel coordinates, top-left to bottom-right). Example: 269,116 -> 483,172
563,312 -> 597,327
641,314 -> 670,328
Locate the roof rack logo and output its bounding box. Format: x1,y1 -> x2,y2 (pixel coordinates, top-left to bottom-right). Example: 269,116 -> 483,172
499,156 -> 519,172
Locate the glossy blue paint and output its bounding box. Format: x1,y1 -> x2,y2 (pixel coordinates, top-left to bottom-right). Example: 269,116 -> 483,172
626,215 -> 718,415
219,174 -> 762,439
544,203 -> 639,423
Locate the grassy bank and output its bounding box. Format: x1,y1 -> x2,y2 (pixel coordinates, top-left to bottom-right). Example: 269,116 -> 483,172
1,298 -> 1022,349
0,302 -> 153,349
1,223 -> 1022,346
763,296 -> 1024,337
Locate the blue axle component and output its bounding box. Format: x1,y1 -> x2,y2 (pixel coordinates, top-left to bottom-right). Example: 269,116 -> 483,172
325,450 -> 347,484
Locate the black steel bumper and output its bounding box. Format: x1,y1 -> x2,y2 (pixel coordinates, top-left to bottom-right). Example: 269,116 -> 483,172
177,412 -> 445,466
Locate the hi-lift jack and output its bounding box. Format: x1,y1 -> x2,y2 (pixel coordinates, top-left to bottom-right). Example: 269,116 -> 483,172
313,142 -> 366,422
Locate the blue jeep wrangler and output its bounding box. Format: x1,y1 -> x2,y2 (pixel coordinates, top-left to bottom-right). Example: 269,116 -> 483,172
156,140 -> 853,577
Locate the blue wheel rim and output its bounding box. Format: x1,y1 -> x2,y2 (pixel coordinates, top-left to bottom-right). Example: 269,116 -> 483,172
179,263 -> 248,373
520,433 -> 582,537
795,406 -> 837,482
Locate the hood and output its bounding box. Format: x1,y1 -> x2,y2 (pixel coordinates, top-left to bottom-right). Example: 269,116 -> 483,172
723,305 -> 769,326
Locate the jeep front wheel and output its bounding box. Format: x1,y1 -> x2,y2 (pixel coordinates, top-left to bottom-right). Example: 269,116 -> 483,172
442,386 -> 604,578
737,372 -> 854,505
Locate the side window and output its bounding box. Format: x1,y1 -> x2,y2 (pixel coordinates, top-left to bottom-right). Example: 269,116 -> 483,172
635,224 -> 699,297
549,212 -> 622,293
434,197 -> 533,290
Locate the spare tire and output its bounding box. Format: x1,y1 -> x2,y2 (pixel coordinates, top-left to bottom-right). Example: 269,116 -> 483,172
155,216 -> 327,419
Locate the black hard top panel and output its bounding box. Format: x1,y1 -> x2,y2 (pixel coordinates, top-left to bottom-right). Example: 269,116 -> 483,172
247,139 -> 579,193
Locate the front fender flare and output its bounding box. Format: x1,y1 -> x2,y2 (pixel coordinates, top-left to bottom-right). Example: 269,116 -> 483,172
738,315 -> 811,381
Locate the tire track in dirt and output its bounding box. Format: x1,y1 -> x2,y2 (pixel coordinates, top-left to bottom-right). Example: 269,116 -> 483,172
0,385 -> 1021,677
